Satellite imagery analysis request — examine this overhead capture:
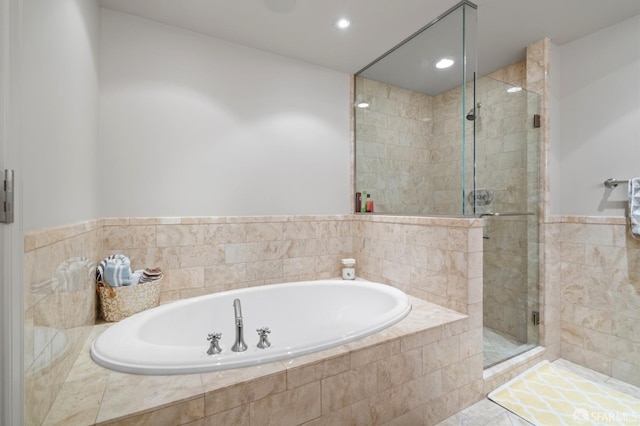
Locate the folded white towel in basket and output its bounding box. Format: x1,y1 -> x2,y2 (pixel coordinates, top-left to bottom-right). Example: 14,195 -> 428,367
629,178 -> 640,240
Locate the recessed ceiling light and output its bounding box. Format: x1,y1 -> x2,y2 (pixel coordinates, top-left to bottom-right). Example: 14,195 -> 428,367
435,58 -> 454,69
355,94 -> 369,108
334,17 -> 351,29
507,86 -> 522,93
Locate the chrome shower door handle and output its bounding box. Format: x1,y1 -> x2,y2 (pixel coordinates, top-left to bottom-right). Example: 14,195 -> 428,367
479,212 -> 535,218
604,178 -> 629,189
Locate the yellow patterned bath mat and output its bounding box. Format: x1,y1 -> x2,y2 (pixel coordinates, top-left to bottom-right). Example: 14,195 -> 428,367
488,361 -> 640,425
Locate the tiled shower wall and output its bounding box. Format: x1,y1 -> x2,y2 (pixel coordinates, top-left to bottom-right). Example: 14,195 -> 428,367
547,217 -> 640,387
354,76 -> 433,214
430,85 -> 470,215
355,60 -> 540,345
353,76 -> 472,216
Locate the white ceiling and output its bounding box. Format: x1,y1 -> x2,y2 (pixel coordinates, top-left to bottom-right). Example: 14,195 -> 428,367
98,0 -> 640,77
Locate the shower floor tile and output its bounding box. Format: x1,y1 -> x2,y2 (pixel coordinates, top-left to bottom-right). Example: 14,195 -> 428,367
483,326 -> 535,368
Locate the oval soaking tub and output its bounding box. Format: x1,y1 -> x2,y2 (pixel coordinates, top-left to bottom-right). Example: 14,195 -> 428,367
91,279 -> 411,375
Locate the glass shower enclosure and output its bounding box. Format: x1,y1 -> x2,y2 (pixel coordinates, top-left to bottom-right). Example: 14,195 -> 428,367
355,2 -> 477,215
353,1 -> 541,368
473,75 -> 540,367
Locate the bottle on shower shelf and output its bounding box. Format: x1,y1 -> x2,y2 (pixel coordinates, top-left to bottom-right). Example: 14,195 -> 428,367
365,194 -> 374,213
361,191 -> 367,213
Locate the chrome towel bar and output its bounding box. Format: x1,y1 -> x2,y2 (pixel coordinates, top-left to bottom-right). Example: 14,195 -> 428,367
604,178 -> 629,189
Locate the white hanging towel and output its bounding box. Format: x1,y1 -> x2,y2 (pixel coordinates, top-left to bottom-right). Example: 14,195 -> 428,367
629,178 -> 640,240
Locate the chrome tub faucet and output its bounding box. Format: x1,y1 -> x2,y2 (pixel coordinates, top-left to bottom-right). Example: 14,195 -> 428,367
231,298 -> 248,352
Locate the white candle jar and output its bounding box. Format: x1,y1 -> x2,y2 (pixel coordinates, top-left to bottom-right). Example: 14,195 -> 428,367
341,258 -> 356,280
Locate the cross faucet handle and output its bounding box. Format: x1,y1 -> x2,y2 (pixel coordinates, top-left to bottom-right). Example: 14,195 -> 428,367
207,332 -> 222,355
207,333 -> 222,342
256,327 -> 271,349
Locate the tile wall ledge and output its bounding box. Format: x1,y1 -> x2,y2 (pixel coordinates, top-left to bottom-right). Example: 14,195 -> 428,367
24,219 -> 102,252
26,215 -> 356,250
26,213 -> 483,252
546,215 -> 627,225
103,214 -> 354,225
354,213 -> 484,228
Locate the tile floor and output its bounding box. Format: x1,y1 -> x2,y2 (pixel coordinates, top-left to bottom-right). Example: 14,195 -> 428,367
438,359 -> 640,425
483,326 -> 535,368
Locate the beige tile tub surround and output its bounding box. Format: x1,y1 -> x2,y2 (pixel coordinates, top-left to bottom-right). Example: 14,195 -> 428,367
353,214 -> 484,322
23,220 -> 101,426
27,214 -> 487,424
100,215 -> 354,304
43,297 -> 483,425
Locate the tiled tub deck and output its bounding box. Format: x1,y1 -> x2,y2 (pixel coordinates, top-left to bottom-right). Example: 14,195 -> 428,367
43,297 -> 484,425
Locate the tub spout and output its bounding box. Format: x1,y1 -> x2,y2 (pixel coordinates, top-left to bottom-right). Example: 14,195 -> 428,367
231,299 -> 247,352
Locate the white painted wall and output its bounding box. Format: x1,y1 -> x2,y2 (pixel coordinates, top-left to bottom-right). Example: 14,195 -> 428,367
99,10 -> 351,217
551,15 -> 640,216
1,0 -> 24,422
21,0 -> 100,231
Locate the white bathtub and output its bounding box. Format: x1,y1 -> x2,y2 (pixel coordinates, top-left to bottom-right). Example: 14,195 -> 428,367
91,279 -> 411,375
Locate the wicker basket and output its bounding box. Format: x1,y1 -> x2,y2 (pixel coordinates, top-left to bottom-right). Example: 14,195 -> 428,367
96,279 -> 161,322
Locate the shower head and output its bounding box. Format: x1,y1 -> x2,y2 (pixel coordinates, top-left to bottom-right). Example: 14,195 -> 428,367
466,102 -> 482,121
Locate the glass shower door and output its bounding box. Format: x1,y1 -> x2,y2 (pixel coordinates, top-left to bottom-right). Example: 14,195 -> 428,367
472,76 -> 541,367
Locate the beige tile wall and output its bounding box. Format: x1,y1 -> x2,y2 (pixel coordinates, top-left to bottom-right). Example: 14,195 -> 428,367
23,220 -> 100,426
354,76 -> 434,214
550,216 -> 640,387
430,86 -> 467,214
353,215 -> 483,322
100,216 -> 354,304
